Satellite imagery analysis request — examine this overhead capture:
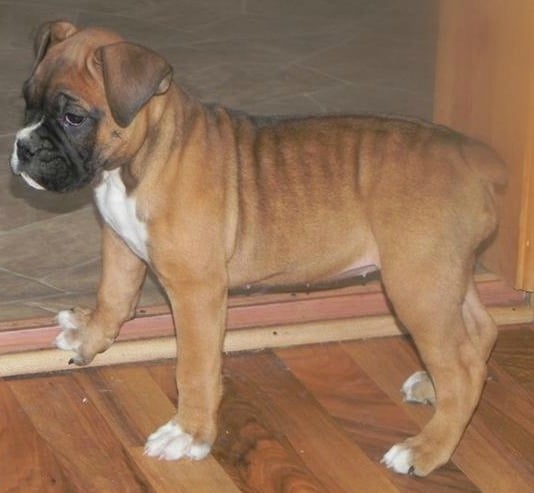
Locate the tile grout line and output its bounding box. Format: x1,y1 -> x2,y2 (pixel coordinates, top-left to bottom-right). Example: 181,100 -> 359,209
0,290 -> 97,309
0,205 -> 97,236
0,267 -> 75,296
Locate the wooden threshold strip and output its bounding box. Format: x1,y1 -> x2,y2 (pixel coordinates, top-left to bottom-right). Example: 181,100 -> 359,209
0,275 -> 530,377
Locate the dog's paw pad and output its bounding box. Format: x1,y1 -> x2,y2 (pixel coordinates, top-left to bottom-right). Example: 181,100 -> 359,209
381,443 -> 414,474
55,310 -> 82,351
144,421 -> 211,461
401,371 -> 435,405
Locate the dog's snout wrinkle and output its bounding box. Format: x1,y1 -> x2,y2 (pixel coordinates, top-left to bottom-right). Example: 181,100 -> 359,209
16,140 -> 33,161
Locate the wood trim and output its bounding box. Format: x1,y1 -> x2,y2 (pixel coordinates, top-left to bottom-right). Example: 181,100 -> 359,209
0,275 -> 525,355
0,276 -> 529,376
518,122 -> 534,288
0,303 -> 531,378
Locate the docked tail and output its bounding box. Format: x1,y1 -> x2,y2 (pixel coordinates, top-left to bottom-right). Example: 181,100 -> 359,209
462,139 -> 508,189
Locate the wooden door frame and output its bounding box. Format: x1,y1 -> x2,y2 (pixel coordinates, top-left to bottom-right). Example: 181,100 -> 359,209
433,0 -> 534,290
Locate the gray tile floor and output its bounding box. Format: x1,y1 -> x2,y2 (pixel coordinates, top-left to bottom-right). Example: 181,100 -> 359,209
0,0 -> 437,321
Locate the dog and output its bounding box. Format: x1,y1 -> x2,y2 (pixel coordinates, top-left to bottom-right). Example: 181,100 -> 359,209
10,21 -> 506,476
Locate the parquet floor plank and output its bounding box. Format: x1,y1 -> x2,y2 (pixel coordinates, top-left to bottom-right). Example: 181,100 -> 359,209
74,365 -> 240,493
2,326 -> 532,492
146,362 -> 179,406
0,380 -> 73,493
276,343 -> 479,492
492,326 -> 534,392
343,335 -> 534,493
223,351 -> 399,492
7,372 -> 148,493
218,364 -> 336,492
149,360 -> 345,492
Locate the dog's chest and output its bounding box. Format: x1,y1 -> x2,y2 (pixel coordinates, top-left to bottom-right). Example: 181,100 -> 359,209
94,169 -> 149,261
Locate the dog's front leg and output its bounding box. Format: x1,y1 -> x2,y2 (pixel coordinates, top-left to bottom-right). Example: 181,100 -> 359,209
55,225 -> 147,365
144,266 -> 227,461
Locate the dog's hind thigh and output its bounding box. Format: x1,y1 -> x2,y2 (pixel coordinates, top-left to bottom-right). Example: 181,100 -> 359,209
378,248 -> 489,476
401,276 -> 498,406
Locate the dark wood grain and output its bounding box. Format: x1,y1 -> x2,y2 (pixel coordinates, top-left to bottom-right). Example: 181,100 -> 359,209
277,343 -> 479,493
6,372 -> 149,493
2,325 -> 533,492
216,370 -> 332,492
148,359 -> 339,492
0,380 -> 73,493
223,351 -> 399,492
344,335 -> 534,493
492,325 -> 534,391
74,365 -> 240,493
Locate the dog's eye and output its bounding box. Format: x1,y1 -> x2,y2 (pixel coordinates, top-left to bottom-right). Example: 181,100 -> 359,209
63,112 -> 85,127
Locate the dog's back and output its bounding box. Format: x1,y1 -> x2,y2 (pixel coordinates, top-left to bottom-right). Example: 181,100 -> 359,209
227,113 -> 505,287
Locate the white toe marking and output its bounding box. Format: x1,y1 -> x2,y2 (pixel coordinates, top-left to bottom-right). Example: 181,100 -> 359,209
55,310 -> 81,351
401,370 -> 435,404
57,310 -> 79,330
188,442 -> 212,461
55,331 -> 80,351
401,371 -> 427,398
381,444 -> 413,474
144,421 -> 211,461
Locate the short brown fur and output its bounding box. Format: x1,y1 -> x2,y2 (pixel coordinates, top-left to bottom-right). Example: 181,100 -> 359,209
18,22 -> 506,476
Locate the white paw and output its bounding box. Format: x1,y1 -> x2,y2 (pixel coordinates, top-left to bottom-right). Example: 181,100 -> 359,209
144,421 -> 211,461
55,310 -> 81,351
381,443 -> 414,474
401,370 -> 435,405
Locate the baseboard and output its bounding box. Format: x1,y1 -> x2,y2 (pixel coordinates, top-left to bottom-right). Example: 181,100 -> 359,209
0,274 -> 530,377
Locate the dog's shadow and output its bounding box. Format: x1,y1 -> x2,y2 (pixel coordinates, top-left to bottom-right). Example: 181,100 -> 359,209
7,170 -> 93,214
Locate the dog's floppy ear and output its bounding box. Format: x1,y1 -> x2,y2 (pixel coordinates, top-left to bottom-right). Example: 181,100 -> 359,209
96,42 -> 173,128
33,21 -> 77,70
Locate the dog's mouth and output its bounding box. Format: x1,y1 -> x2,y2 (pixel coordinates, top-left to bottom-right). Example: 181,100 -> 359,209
20,171 -> 46,190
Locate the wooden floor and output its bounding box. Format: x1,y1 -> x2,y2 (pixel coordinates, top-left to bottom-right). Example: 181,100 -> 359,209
1,324 -> 533,492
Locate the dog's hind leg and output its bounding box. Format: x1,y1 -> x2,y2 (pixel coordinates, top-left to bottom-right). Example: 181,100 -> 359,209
378,249 -> 490,476
401,277 -> 498,406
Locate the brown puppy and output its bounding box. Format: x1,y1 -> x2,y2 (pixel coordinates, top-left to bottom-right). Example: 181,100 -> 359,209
10,21 -> 506,476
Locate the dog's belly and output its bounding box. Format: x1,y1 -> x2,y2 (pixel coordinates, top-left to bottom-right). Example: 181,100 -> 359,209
327,258 -> 380,281
231,246 -> 381,294
94,169 -> 149,261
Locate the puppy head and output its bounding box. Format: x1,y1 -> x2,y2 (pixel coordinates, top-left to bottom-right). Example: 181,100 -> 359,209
10,21 -> 173,192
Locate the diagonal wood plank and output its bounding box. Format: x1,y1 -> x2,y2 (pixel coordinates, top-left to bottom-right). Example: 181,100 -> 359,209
484,358 -> 534,433
74,365 -> 240,493
7,372 -> 149,492
224,351 -> 400,492
146,362 -> 178,405
216,370 -> 335,492
148,359 -> 335,492
276,343 -> 480,493
472,361 -> 534,478
0,379 -> 73,493
344,336 -> 534,493
492,326 -> 534,392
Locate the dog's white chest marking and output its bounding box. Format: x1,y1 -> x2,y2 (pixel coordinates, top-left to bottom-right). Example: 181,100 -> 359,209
94,169 -> 149,261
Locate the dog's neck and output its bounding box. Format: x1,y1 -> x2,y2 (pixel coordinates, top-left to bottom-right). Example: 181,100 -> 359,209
118,84 -> 196,192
